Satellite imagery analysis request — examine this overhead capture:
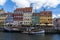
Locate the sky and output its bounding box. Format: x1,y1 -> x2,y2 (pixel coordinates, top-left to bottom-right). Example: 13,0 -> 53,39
0,0 -> 60,18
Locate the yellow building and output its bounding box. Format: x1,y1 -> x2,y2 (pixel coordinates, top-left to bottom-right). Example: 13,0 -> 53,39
40,11 -> 53,26
0,9 -> 7,26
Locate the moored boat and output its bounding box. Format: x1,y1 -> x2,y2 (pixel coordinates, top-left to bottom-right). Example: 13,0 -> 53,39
23,30 -> 45,34
4,26 -> 20,32
22,27 -> 45,34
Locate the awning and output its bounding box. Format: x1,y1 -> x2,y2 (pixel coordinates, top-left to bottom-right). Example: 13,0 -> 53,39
48,24 -> 53,26
5,23 -> 14,25
40,24 -> 46,25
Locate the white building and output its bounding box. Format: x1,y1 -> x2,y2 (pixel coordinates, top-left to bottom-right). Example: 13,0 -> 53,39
23,7 -> 32,25
23,12 -> 32,25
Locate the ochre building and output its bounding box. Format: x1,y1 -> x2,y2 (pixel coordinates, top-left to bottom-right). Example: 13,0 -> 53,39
39,11 -> 53,26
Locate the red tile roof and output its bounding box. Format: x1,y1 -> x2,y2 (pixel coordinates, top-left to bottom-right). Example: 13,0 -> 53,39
15,7 -> 32,12
39,11 -> 52,16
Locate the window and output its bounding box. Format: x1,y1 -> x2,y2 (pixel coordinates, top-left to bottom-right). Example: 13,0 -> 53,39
24,22 -> 25,24
26,22 -> 27,24
48,19 -> 49,20
28,19 -> 29,20
20,22 -> 22,24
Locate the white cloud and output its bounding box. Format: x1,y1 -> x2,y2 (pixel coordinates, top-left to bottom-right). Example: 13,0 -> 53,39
57,14 -> 60,18
0,0 -> 6,6
12,0 -> 30,8
44,0 -> 60,8
53,14 -> 60,18
11,0 -> 60,9
52,14 -> 57,18
28,0 -> 46,9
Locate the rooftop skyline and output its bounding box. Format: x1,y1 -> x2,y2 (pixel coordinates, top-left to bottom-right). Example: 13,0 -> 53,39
0,0 -> 60,18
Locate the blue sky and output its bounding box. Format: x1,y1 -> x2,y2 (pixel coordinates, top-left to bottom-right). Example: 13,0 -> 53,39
0,0 -> 60,18
0,0 -> 16,12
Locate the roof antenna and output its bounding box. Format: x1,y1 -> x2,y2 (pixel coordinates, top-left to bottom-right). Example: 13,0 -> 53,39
42,6 -> 46,11
44,8 -> 45,11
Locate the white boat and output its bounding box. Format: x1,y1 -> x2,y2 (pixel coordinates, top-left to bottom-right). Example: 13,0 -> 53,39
23,30 -> 45,34
4,26 -> 20,32
4,26 -> 12,31
4,23 -> 20,32
12,27 -> 20,31
22,28 -> 45,34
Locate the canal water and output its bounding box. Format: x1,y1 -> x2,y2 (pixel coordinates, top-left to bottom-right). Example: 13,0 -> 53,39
0,32 -> 60,40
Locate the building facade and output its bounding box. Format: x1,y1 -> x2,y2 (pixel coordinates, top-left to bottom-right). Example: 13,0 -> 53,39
0,9 -> 8,26
32,13 -> 40,25
53,18 -> 60,30
40,11 -> 52,26
13,7 -> 32,25
23,7 -> 32,25
5,12 -> 13,23
13,9 -> 23,25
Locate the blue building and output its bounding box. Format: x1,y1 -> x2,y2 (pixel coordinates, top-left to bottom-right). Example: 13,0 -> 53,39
5,13 -> 13,23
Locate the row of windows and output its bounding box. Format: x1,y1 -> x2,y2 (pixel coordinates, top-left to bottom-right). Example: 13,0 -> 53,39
23,16 -> 31,17
0,15 -> 7,17
14,22 -> 31,25
13,19 -> 52,21
14,21 -> 52,25
14,11 -> 23,13
23,22 -> 31,24
13,18 -> 31,20
40,19 -> 52,21
13,16 -> 22,17
40,16 -> 52,17
13,14 -> 23,16
13,16 -> 52,19
24,19 -> 30,21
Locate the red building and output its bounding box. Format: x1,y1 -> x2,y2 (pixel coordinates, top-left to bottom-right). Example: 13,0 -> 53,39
13,14 -> 23,21
14,7 -> 32,12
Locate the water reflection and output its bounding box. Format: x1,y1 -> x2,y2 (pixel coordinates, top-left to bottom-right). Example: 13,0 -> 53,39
0,32 -> 60,40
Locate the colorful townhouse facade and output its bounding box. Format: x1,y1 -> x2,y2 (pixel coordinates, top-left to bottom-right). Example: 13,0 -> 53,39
5,12 -> 13,23
39,11 -> 53,26
13,7 -> 32,26
0,9 -> 8,26
23,7 -> 32,25
32,13 -> 40,25
12,7 -> 53,26
13,9 -> 23,25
